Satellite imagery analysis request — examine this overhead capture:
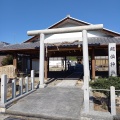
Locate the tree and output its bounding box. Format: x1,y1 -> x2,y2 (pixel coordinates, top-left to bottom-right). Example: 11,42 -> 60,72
1,55 -> 13,66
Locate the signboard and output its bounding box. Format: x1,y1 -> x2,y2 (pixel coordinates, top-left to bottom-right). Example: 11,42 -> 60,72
108,43 -> 117,76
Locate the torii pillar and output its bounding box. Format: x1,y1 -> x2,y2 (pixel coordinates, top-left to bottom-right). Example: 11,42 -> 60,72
27,24 -> 103,113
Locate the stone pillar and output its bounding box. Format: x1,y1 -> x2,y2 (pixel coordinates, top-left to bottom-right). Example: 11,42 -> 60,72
25,76 -> 29,93
31,70 -> 35,90
1,74 -> 7,104
12,79 -> 16,98
39,33 -> 46,88
19,78 -> 23,95
110,86 -> 116,115
91,48 -> 95,80
108,43 -> 117,76
82,30 -> 89,113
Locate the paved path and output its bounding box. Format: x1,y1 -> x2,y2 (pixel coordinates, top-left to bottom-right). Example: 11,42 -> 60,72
64,72 -> 83,80
5,87 -> 83,120
56,80 -> 77,87
56,72 -> 83,87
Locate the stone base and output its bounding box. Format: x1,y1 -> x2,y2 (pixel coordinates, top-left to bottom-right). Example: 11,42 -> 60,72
0,107 -> 6,113
44,79 -> 48,83
39,84 -> 46,88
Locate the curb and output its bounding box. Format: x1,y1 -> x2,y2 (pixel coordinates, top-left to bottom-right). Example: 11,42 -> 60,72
5,110 -> 79,120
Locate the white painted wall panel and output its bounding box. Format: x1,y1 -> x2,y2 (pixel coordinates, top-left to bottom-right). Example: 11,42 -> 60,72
49,60 -> 62,67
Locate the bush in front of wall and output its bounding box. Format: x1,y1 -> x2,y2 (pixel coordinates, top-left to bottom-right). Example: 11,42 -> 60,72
89,77 -> 120,97
1,55 -> 13,66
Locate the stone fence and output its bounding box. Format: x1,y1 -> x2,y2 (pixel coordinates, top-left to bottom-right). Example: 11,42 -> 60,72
0,70 -> 36,111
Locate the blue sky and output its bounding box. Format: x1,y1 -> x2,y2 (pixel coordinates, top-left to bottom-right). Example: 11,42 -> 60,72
0,0 -> 120,44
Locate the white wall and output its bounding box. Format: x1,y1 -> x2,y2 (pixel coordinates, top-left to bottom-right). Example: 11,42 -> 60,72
49,57 -> 63,68
49,60 -> 62,68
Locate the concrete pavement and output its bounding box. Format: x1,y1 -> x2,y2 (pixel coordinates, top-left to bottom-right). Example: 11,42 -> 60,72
5,87 -> 83,120
56,80 -> 77,87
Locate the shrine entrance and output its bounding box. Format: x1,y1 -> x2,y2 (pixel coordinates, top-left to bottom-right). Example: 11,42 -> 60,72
27,24 -> 103,113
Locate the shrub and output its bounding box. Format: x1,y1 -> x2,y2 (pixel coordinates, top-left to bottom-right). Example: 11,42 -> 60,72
1,55 -> 13,66
90,77 -> 120,96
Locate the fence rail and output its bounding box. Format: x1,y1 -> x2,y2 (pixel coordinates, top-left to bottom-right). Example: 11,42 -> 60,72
90,88 -> 110,91
115,90 -> 120,92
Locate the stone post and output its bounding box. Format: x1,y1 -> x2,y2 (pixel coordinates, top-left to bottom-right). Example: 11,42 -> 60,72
110,86 -> 116,115
1,74 -> 7,104
25,76 -> 29,92
19,78 -> 23,95
12,79 -> 16,98
31,70 -> 34,90
108,43 -> 117,76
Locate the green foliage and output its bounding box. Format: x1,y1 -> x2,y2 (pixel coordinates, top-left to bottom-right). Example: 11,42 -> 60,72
90,77 -> 120,96
67,56 -> 77,61
1,55 -> 13,66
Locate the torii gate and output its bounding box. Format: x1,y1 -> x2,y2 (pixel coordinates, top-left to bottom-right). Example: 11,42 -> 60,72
27,24 -> 103,113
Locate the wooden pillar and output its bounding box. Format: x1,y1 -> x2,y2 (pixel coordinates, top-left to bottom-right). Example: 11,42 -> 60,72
13,54 -> 17,70
22,56 -> 24,72
44,56 -> 48,80
47,57 -> 49,72
13,54 -> 18,75
117,56 -> 119,76
91,48 -> 95,79
30,56 -> 32,70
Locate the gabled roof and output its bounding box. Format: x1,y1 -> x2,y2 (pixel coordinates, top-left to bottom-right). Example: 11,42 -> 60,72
48,15 -> 89,28
24,16 -> 120,43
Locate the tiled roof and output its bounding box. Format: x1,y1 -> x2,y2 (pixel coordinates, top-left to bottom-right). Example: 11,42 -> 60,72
0,41 -> 40,51
0,42 -> 10,48
53,37 -> 120,46
88,37 -> 120,45
0,37 -> 120,51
